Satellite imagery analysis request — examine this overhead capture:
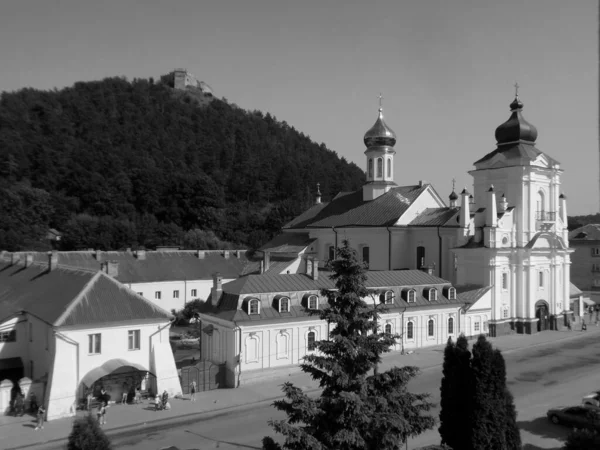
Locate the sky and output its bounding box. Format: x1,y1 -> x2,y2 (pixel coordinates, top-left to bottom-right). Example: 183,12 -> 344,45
0,0 -> 597,214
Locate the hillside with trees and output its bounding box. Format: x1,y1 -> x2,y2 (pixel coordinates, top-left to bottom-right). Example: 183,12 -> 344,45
0,74 -> 365,251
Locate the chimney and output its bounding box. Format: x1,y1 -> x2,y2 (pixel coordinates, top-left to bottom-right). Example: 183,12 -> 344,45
315,183 -> 322,205
101,261 -> 119,277
25,254 -> 33,268
211,272 -> 222,306
94,249 -> 102,261
418,180 -> 424,187
498,193 -> 508,213
460,188 -> 470,228
260,260 -> 265,274
485,185 -> 498,227
135,250 -> 146,260
223,250 -> 230,259
421,262 -> 435,275
196,250 -> 205,259
264,252 -> 270,272
11,253 -> 20,265
48,251 -> 58,271
311,258 -> 319,280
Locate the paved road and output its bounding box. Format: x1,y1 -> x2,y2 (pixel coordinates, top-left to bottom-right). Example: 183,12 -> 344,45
111,334 -> 600,450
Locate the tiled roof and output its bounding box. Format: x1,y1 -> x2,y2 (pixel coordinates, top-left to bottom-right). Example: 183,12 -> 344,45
0,261 -> 171,326
259,233 -> 317,253
455,285 -> 492,306
570,282 -> 583,297
569,224 -> 600,241
283,203 -> 329,229
474,143 -> 560,166
409,208 -> 459,227
5,251 -> 250,283
283,185 -> 429,229
240,255 -> 299,276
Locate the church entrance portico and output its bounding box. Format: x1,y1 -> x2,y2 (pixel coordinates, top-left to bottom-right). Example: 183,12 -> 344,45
535,300 -> 550,332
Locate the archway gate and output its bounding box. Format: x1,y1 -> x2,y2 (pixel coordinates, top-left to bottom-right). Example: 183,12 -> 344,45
180,361 -> 226,393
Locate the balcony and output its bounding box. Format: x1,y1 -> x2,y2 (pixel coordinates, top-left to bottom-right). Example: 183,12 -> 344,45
535,211 -> 556,222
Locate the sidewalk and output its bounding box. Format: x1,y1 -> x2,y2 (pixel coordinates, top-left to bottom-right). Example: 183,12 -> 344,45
1,326 -> 598,450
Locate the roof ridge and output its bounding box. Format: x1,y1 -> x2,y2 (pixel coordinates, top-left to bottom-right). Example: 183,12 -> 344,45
54,271 -> 102,326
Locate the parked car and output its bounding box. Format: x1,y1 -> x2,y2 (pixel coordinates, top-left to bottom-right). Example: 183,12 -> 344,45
547,405 -> 600,430
582,391 -> 600,409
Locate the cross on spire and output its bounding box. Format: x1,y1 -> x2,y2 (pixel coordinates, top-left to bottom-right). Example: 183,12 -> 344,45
452,178 -> 456,192
378,93 -> 383,111
514,82 -> 520,98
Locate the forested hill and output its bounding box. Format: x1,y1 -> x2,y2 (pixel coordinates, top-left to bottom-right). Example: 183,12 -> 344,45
0,76 -> 365,251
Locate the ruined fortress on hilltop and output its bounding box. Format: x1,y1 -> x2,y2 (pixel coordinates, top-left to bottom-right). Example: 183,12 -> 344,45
173,68 -> 214,96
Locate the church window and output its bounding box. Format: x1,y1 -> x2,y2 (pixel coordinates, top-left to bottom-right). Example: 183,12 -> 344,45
384,323 -> 392,334
383,290 -> 394,304
538,271 -> 544,288
428,288 -> 438,301
248,299 -> 260,315
308,295 -> 319,310
417,246 -> 425,269
387,158 -> 392,178
368,158 -> 374,179
406,321 -> 414,339
448,317 -> 454,334
428,319 -> 435,337
474,321 -> 480,332
376,158 -> 383,178
278,296 -> 291,313
362,246 -> 370,268
328,245 -> 335,261
502,273 -> 508,290
447,287 -> 456,300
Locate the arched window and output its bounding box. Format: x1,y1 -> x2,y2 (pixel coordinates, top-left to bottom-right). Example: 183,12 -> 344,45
308,295 -> 319,310
279,296 -> 290,313
328,245 -> 335,261
362,246 -> 370,267
537,190 -> 545,213
447,287 -> 456,300
428,288 -> 438,301
448,317 -> 454,334
407,289 -> 416,303
307,331 -> 316,350
248,299 -> 260,315
428,319 -> 435,337
387,158 -> 392,178
368,158 -> 374,179
384,323 -> 392,334
538,271 -> 544,288
384,290 -> 394,304
502,272 -> 509,290
376,158 -> 383,178
407,321 -> 414,339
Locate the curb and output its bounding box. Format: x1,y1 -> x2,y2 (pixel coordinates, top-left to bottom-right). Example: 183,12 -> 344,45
8,329 -> 599,450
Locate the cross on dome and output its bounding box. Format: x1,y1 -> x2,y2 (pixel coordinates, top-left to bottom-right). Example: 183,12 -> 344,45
378,93 -> 383,111
514,82 -> 520,98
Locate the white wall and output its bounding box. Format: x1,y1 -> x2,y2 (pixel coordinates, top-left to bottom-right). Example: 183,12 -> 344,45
45,335 -> 77,420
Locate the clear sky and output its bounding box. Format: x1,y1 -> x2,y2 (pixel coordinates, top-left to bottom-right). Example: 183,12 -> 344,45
0,0 -> 597,214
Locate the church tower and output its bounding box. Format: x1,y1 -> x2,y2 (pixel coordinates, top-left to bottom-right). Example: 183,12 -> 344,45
362,95 -> 398,201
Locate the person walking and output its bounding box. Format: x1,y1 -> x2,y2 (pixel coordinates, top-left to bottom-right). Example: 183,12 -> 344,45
97,402 -> 107,425
34,405 -> 45,430
190,380 -> 197,402
161,390 -> 169,410
86,390 -> 93,411
121,382 -> 128,404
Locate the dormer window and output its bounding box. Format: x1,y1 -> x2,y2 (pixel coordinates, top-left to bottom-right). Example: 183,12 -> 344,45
381,290 -> 394,305
278,296 -> 291,313
308,295 -> 319,310
402,288 -> 416,303
248,298 -> 260,315
443,287 -> 456,300
427,288 -> 438,301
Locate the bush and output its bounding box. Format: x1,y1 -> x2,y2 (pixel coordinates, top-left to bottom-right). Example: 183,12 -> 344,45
563,428 -> 600,450
67,413 -> 111,450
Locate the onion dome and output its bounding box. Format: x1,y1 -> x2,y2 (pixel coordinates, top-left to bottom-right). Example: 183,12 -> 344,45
364,107 -> 397,148
449,190 -> 458,201
494,93 -> 538,145
559,193 -> 567,200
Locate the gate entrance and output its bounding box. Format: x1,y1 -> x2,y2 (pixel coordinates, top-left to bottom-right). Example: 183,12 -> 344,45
180,361 -> 226,393
536,301 -> 550,332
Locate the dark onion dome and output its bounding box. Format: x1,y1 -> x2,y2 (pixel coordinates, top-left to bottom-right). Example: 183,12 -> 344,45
560,193 -> 567,200
449,190 -> 458,201
364,108 -> 397,148
494,95 -> 538,145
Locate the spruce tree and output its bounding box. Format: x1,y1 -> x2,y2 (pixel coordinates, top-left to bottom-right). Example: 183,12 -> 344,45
263,240 -> 435,450
67,413 -> 111,450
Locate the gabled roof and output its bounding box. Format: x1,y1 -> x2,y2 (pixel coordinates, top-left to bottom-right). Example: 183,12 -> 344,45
283,185 -> 429,229
259,233 -> 316,253
408,208 -> 459,227
240,255 -> 299,276
6,251 -> 250,283
474,143 -> 560,167
0,261 -> 171,326
570,282 -> 583,297
569,224 -> 600,241
456,285 -> 492,309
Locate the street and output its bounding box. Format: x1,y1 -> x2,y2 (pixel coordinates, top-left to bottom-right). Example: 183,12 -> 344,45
107,333 -> 600,450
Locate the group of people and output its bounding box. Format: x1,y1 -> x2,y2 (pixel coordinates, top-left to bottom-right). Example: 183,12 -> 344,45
154,390 -> 170,411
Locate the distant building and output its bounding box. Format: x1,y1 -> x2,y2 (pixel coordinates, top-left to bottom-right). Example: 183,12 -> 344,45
3,249 -> 249,313
569,224 -> 600,307
173,68 -> 214,96
0,253 -> 180,420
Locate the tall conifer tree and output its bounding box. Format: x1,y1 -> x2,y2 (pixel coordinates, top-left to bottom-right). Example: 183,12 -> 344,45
262,240 -> 435,450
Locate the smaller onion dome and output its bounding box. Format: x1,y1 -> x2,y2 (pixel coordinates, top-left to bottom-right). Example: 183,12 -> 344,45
494,93 -> 538,145
449,190 -> 458,201
559,193 -> 567,200
364,107 -> 397,148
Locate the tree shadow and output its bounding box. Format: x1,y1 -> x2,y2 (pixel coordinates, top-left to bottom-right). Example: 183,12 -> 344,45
522,444 -> 562,450
518,416 -> 569,441
22,423 -> 36,428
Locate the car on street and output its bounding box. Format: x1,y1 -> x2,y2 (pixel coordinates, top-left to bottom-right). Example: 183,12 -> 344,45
547,405 -> 600,430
